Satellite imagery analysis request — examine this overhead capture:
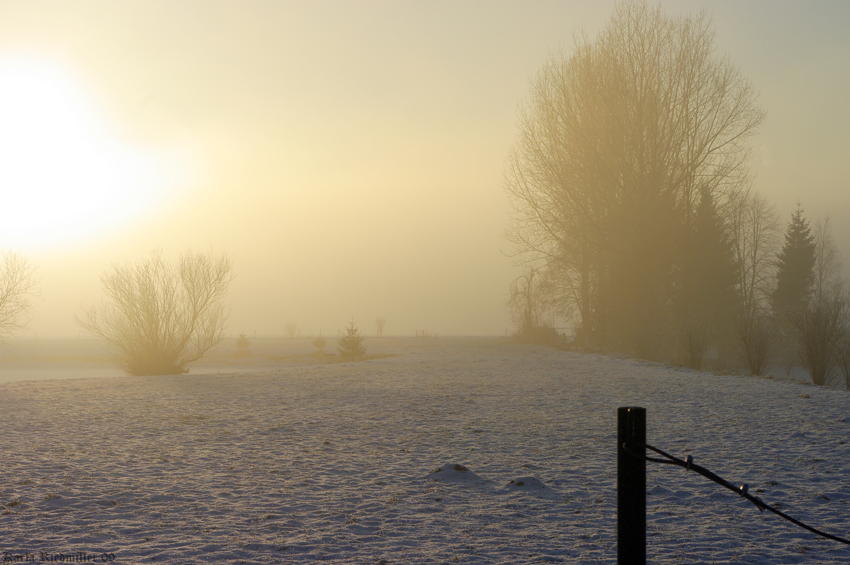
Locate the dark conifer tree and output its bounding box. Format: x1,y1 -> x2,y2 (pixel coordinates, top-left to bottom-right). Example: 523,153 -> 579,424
693,190 -> 739,313
676,189 -> 739,368
773,205 -> 816,315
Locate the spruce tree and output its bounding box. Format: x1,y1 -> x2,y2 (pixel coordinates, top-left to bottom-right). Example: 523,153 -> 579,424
676,189 -> 739,368
236,333 -> 251,350
692,190 -> 739,316
773,205 -> 816,315
337,321 -> 366,361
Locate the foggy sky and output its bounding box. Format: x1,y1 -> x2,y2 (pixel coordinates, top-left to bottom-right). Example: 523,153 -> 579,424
0,0 -> 848,338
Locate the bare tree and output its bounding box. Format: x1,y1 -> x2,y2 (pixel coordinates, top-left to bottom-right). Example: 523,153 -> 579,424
812,217 -> 842,304
727,190 -> 781,374
0,251 -> 38,341
285,322 -> 299,339
728,190 -> 781,318
78,250 -> 233,376
791,297 -> 844,386
835,306 -> 850,389
375,317 -> 386,338
791,219 -> 845,386
508,266 -> 547,332
737,312 -> 775,376
508,265 -> 561,345
505,1 -> 763,355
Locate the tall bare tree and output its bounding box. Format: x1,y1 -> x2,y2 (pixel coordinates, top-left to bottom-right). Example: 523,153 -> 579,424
0,251 -> 38,341
791,217 -> 846,386
812,217 -> 843,304
78,250 -> 233,376
505,1 -> 764,355
728,190 -> 781,317
728,189 -> 781,374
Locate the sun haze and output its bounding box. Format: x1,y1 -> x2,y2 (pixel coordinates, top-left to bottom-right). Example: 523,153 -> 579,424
0,1 -> 847,339
0,57 -> 190,251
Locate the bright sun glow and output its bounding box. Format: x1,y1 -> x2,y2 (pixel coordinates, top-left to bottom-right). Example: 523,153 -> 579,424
0,57 -> 190,251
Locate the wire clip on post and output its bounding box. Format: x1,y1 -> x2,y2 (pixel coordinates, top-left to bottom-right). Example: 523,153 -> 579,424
617,407 -> 646,565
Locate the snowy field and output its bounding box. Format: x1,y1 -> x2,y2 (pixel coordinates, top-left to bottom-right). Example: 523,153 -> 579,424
1,337 -> 849,564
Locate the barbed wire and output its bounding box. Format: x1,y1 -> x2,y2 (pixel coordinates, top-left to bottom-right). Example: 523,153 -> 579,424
623,442 -> 850,545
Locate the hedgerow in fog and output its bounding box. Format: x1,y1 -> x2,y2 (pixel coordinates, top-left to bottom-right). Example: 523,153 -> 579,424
78,250 -> 233,376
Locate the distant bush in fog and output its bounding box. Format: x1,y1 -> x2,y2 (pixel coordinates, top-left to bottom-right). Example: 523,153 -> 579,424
512,324 -> 562,348
737,311 -> 775,376
77,250 -> 233,376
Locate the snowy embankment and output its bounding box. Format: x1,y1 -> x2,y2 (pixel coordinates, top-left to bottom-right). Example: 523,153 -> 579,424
1,337 -> 849,564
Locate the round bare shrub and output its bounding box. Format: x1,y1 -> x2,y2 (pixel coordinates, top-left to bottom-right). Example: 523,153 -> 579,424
78,250 -> 233,376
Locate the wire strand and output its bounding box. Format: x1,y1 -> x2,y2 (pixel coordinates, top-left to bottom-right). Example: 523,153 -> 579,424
622,442 -> 850,545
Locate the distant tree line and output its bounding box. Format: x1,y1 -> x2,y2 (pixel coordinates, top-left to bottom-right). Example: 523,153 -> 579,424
506,1 -> 850,388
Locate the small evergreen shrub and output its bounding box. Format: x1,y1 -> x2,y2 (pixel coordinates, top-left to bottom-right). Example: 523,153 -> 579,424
234,332 -> 252,358
236,333 -> 251,349
313,331 -> 327,353
338,321 -> 366,361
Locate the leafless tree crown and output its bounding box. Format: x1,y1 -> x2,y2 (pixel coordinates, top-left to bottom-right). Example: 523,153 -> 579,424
0,251 -> 38,341
78,250 -> 233,376
505,1 -> 764,353
285,322 -> 299,339
375,317 -> 387,338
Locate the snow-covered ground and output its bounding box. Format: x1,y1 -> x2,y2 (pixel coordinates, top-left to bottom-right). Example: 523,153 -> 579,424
1,337 -> 849,564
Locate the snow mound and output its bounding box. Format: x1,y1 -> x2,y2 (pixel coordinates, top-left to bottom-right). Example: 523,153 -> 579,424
648,485 -> 674,497
427,463 -> 484,482
505,476 -> 547,491
498,476 -> 561,499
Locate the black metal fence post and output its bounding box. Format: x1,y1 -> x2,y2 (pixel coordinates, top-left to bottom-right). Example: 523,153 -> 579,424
618,406 -> 646,564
